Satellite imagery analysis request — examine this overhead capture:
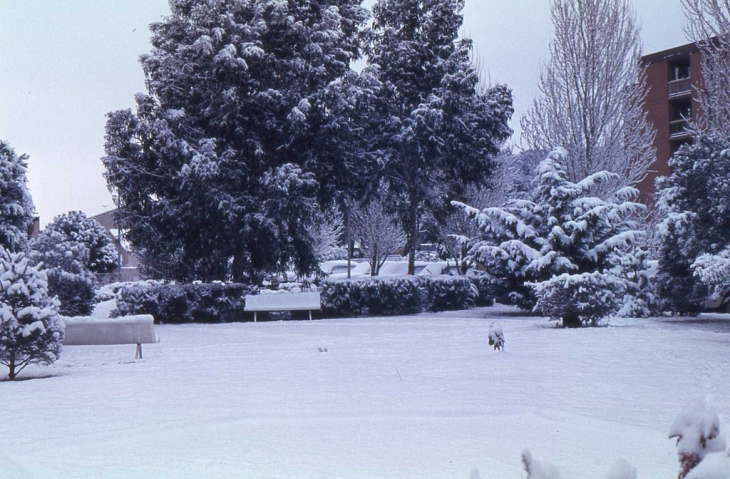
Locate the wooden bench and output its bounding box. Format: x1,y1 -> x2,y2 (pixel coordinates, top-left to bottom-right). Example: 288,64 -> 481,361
62,315 -> 159,359
244,292 -> 321,322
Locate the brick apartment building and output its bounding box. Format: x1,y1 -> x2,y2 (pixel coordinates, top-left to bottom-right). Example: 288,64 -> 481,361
639,42 -> 704,201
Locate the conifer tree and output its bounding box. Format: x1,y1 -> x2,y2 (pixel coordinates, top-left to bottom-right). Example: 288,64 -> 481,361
0,248 -> 64,380
456,149 -> 644,326
103,0 -> 371,283
368,0 -> 513,275
655,135 -> 730,314
0,141 -> 35,253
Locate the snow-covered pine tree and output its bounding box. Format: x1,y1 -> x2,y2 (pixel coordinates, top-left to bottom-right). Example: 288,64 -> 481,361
455,148 -> 645,327
368,0 -> 513,276
103,0 -> 372,284
35,211 -> 117,274
655,135 -> 730,314
437,150 -> 543,275
0,248 -> 64,380
31,214 -> 102,316
0,141 -> 35,253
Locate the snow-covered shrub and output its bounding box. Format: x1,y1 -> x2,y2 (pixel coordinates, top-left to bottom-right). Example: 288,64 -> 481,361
94,280 -> 160,304
321,275 -> 476,317
655,135 -> 730,315
531,272 -> 623,327
318,280 -> 365,317
670,400 -> 728,478
418,276 -> 475,312
0,249 -> 64,380
115,282 -> 256,323
354,277 -> 422,316
456,148 -> 644,326
488,322 -> 504,351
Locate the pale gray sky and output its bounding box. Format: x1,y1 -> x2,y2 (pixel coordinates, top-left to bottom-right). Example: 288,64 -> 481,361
0,1 -> 686,226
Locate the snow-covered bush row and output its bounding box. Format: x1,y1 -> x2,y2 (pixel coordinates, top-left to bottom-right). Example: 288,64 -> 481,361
0,248 -> 64,380
94,280 -> 160,304
114,282 -> 257,324
320,275 -> 477,317
519,400 -> 730,479
418,276 -> 477,313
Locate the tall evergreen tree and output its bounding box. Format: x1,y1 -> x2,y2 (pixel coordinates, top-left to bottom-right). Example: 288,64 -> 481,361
103,0 -> 371,283
368,0 -> 513,275
0,141 -> 35,253
655,135 -> 730,314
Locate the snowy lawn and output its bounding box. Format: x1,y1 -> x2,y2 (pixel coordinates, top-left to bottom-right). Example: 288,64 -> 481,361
3,305 -> 730,478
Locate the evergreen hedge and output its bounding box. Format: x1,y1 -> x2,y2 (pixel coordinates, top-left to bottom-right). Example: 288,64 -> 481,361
320,275 -> 480,317
114,282 -> 257,323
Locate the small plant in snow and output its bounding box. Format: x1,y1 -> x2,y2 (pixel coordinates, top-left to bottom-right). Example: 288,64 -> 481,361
488,322 -> 504,351
669,400 -> 728,478
0,248 -> 64,380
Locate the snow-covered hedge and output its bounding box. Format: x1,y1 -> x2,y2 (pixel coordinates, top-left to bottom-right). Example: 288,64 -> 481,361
114,282 -> 257,323
320,275 -> 476,317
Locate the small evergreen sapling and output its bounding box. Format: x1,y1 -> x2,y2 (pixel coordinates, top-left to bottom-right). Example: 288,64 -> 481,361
488,322 -> 504,351
0,248 -> 64,380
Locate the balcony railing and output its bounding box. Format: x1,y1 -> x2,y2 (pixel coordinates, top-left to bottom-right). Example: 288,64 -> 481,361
668,78 -> 691,97
670,119 -> 691,138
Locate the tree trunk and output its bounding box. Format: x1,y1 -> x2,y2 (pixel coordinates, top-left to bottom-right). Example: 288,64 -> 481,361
346,204 -> 351,279
407,189 -> 418,275
371,244 -> 378,276
8,356 -> 16,380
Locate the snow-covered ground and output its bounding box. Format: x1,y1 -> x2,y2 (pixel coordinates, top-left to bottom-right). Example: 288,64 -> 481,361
3,305 -> 730,478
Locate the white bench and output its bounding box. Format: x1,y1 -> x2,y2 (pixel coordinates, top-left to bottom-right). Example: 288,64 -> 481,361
244,292 -> 321,322
63,315 -> 159,359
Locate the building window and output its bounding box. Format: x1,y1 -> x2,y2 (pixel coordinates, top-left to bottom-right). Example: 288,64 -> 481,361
670,60 -> 690,81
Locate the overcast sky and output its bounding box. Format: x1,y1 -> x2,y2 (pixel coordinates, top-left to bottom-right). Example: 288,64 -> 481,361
0,0 -> 686,226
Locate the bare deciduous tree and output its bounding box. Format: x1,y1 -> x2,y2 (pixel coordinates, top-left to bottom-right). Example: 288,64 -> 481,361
521,0 -> 656,189
306,207 -> 346,262
351,200 -> 406,276
683,0 -> 730,135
